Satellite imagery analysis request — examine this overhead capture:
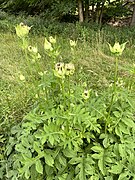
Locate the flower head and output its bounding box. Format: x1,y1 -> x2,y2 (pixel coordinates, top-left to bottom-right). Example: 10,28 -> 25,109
82,90 -> 90,100
20,74 -> 25,81
28,46 -> 38,53
54,62 -> 65,78
65,63 -> 75,76
49,36 -> 56,44
70,40 -> 77,47
108,42 -> 127,56
44,37 -> 53,51
15,22 -> 31,38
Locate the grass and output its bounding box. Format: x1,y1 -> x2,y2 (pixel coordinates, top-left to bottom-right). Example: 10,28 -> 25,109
0,26 -> 135,123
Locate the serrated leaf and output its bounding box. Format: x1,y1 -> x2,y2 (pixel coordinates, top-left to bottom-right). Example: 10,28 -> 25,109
33,141 -> 42,155
91,153 -> 101,159
119,122 -> 130,135
44,154 -> 54,167
69,157 -> 81,165
91,145 -> 103,152
58,155 -> 66,166
49,135 -> 54,146
63,148 -> 77,158
119,144 -> 127,159
25,168 -> 30,179
113,111 -> 121,118
118,172 -> 130,180
122,118 -> 135,128
98,158 -> 106,175
35,160 -> 43,174
109,163 -> 123,174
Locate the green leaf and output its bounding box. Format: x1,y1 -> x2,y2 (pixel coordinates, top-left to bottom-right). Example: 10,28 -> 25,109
58,155 -> 66,166
35,159 -> 43,174
122,118 -> 135,128
91,154 -> 101,159
91,145 -> 103,153
119,144 -> 127,159
63,148 -> 77,158
44,154 -> 54,167
118,172 -> 130,180
25,168 -> 30,179
109,163 -> 123,174
98,158 -> 106,175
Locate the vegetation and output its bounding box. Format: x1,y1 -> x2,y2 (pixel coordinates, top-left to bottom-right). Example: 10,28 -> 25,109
0,1 -> 135,179
0,0 -> 135,25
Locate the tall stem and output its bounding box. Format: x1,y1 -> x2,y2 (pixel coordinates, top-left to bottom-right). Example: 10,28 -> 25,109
105,56 -> 118,134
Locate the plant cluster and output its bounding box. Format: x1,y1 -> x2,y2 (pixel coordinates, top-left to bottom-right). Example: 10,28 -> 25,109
0,23 -> 135,180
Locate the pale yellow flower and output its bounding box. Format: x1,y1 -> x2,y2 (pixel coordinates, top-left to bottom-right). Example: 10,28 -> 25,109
49,36 -> 56,44
108,42 -> 127,56
65,63 -> 75,76
54,62 -> 65,78
44,37 -> 53,51
20,74 -> 25,81
15,22 -> 31,38
70,40 -> 77,47
28,46 -> 38,53
82,90 -> 90,100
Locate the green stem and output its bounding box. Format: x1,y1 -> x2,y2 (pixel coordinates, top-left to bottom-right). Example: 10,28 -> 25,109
67,76 -> 71,108
105,56 -> 118,134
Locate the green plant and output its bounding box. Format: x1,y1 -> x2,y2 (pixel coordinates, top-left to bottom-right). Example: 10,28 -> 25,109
1,24 -> 134,180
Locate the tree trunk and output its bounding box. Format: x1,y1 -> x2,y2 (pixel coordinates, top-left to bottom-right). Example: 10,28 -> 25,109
78,0 -> 84,22
99,0 -> 105,25
131,4 -> 135,26
95,2 -> 100,23
85,0 -> 89,22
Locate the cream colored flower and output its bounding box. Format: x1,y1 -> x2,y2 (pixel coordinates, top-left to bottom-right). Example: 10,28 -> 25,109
28,46 -> 38,53
82,90 -> 90,100
70,40 -> 77,47
108,42 -> 127,56
49,36 -> 56,44
20,74 -> 25,81
65,63 -> 75,76
44,37 -> 53,51
15,22 -> 31,38
54,62 -> 65,78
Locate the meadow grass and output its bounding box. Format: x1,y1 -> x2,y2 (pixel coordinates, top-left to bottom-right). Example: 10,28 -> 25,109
0,25 -> 135,125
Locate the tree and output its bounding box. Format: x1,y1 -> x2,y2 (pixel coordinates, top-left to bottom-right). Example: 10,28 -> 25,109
131,4 -> 135,25
78,0 -> 84,22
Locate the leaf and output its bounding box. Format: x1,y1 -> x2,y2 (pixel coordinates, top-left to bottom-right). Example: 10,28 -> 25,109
119,144 -> 127,159
113,111 -> 121,118
122,118 -> 135,128
48,135 -> 54,146
63,148 -> 77,158
58,155 -> 66,166
25,168 -> 30,179
98,158 -> 106,175
91,145 -> 103,153
35,159 -> 43,174
44,154 -> 54,167
118,172 -> 130,180
91,154 -> 101,159
69,157 -> 81,165
109,163 -> 123,174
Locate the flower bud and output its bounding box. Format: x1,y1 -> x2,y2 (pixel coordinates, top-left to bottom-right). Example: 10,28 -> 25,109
65,63 -> 75,76
44,37 -> 53,51
70,40 -> 77,47
15,22 -> 31,38
49,36 -> 56,44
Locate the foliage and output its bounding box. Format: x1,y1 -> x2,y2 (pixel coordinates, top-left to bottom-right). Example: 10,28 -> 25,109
0,23 -> 135,180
